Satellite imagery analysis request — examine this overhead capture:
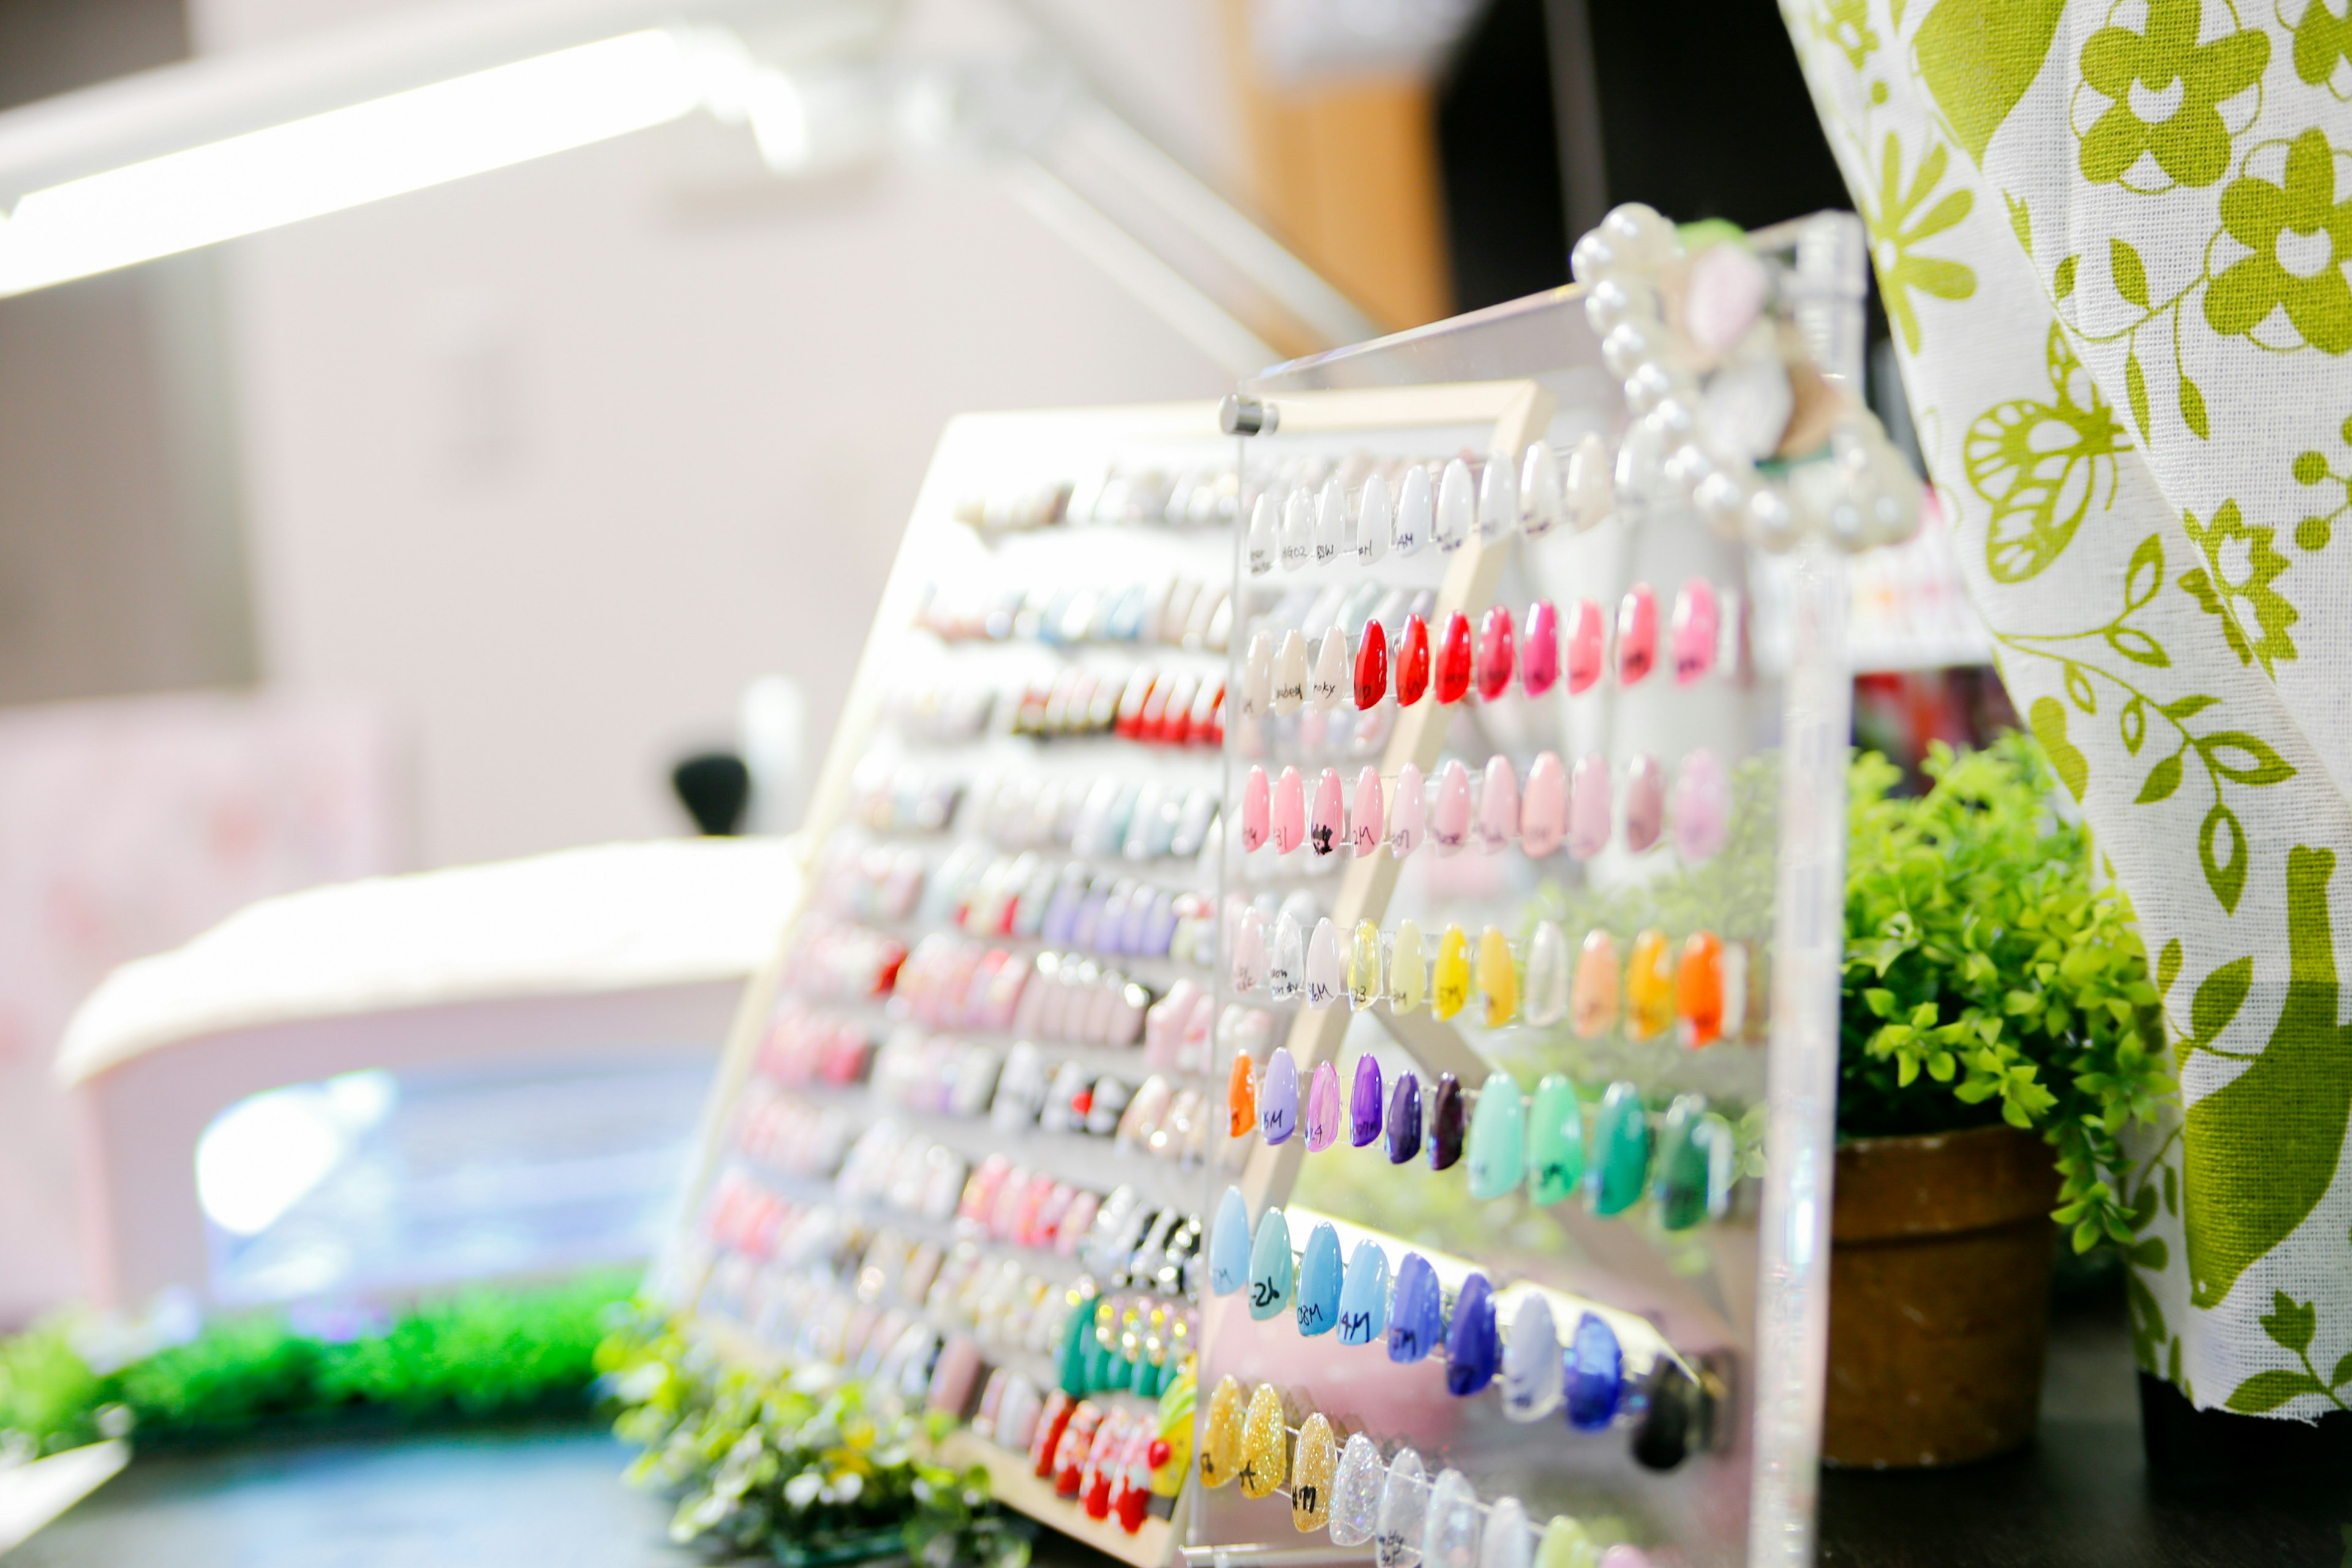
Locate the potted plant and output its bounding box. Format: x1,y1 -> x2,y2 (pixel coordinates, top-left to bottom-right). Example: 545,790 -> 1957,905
1828,736 -> 2168,1468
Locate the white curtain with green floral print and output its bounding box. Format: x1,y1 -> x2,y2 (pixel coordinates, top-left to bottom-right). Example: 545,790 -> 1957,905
1784,0 -> 2352,1417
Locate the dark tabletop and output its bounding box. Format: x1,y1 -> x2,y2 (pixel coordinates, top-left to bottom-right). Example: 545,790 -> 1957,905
17,1284 -> 2351,1567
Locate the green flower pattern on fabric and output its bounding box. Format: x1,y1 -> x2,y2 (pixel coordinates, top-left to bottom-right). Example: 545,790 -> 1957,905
2205,129 -> 2352,354
1966,324 -> 2130,582
2291,0 -> 2352,100
2076,0 -> 2269,190
1864,132 -> 1978,350
2180,500 -> 2300,674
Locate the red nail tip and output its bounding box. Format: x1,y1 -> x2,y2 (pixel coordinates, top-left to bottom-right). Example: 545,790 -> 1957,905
1522,599 -> 1559,696
1354,619 -> 1390,710
1435,611 -> 1474,704
1396,614 -> 1432,706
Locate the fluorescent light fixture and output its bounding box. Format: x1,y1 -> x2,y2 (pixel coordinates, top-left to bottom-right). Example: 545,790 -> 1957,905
0,29 -> 701,297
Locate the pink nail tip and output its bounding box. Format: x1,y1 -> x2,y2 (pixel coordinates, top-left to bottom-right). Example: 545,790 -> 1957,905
1672,748 -> 1731,862
1350,767 -> 1385,858
1617,583 -> 1657,685
1310,767 -> 1345,857
1566,600 -> 1605,694
1241,766 -> 1271,852
1431,760 -> 1471,855
1521,750 -> 1567,858
1272,766 -> 1306,855
1521,600 -> 1560,696
1672,578 -> 1719,685
1624,753 -> 1664,851
1389,763 -> 1427,857
1568,753 -> 1610,859
1475,605 -> 1515,702
1478,755 -> 1520,853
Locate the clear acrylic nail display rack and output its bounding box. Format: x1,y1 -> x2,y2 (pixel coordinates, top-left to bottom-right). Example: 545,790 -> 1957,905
658,216 -> 1859,1568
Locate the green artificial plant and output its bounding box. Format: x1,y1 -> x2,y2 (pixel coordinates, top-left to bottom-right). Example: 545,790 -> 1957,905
1842,734 -> 2172,1251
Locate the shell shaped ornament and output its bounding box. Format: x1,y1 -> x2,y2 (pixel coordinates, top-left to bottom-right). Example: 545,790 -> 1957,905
1570,202 -> 1921,554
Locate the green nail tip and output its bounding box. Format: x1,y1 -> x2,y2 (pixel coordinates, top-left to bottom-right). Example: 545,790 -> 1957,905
1525,1074 -> 1584,1207
1466,1071 -> 1526,1200
1589,1080 -> 1650,1216
1653,1093 -> 1711,1231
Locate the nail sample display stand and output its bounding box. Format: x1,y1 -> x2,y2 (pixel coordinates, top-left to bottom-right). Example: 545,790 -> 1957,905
657,256 -> 1855,1568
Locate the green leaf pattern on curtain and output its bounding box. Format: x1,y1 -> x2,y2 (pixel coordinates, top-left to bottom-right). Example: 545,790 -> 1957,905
1782,0 -> 2352,1417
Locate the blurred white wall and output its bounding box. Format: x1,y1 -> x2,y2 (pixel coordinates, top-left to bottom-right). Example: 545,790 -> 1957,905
196,0 -> 1246,867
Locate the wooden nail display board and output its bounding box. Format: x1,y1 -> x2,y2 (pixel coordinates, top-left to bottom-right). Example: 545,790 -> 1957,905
657,378 -> 1843,1568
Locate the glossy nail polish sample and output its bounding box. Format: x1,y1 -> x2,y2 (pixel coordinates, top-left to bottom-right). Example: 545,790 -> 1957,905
1231,907 -> 1270,995
1296,1221 -> 1344,1336
1528,1073 -> 1584,1205
1481,1499 -> 1533,1568
1468,1070 -> 1526,1199
1721,941 -> 1750,1046
1272,767 -> 1306,855
1393,465 -> 1433,557
1567,754 -> 1611,859
1275,629 -> 1310,714
1310,769 -> 1345,857
1260,1047 -> 1300,1143
1329,1434 -> 1384,1546
1536,1517 -> 1599,1568
1313,628 -> 1350,712
1653,1095 -> 1710,1232
1348,770 -> 1385,858
1200,1376 -> 1243,1485
1479,449 -> 1520,543
1672,748 -> 1730,864
1306,918 -> 1344,1009
1672,579 -> 1719,685
1241,766 -> 1272,852
1565,600 -> 1605,693
1355,619 -> 1390,710
1626,929 -> 1674,1039
1425,1468 -> 1483,1568
1281,489 -> 1315,571
1350,1055 -> 1385,1147
1431,925 -> 1471,1019
1386,1071 -> 1423,1163
1210,1186 -> 1253,1295
1239,1382 -> 1287,1498
1389,764 -> 1427,857
1523,922 -> 1570,1028
1395,615 -> 1432,706
1389,1253 -> 1444,1362
1521,440 -> 1563,536
1521,752 -> 1567,858
1521,600 -> 1560,696
1431,761 -> 1472,854
1247,1206 -> 1294,1320
1246,494 -> 1279,576
1570,932 -> 1619,1038
1292,1412 -> 1337,1532
1348,921 -> 1384,1011
1359,472 -> 1394,565
1435,458 -> 1474,551
1564,1313 -> 1623,1430
1243,631 -> 1275,718
1616,584 -> 1657,685
1632,1359 -> 1698,1474
1389,919 -> 1428,1011
1428,1073 -> 1465,1170
1444,1273 -> 1499,1396
1434,613 -> 1474,704
1501,1295 -> 1562,1422
1338,1240 -> 1390,1344
1272,911 -> 1306,1001
1227,1051 -> 1258,1137
1304,1059 -> 1344,1150
1375,1447 -> 1429,1568
1676,932 -> 1724,1047
1623,754 -> 1664,852
1477,927 -> 1518,1027
1316,477 -> 1352,564
1589,1082 -> 1650,1215
1478,756 -> 1519,854
1476,606 -> 1515,700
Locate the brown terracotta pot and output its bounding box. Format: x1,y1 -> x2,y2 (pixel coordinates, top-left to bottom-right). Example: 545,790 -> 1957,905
1822,1123 -> 2060,1468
